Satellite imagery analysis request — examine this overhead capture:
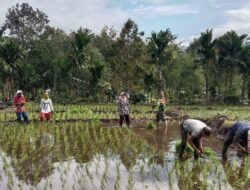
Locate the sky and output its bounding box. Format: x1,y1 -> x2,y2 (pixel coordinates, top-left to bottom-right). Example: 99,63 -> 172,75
0,0 -> 250,45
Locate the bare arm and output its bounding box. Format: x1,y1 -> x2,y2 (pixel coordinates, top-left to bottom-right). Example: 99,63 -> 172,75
50,99 -> 54,112
236,143 -> 247,153
199,136 -> 203,153
188,136 -> 201,155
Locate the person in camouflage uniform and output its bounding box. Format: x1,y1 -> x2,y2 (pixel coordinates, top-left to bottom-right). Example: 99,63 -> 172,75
117,92 -> 130,127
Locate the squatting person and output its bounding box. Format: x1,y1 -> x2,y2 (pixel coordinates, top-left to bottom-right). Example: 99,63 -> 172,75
179,119 -> 211,159
13,90 -> 29,123
117,92 -> 130,127
40,92 -> 54,121
222,121 -> 250,158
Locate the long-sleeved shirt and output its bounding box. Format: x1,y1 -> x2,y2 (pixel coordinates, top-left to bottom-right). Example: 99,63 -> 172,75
40,98 -> 54,113
13,96 -> 26,113
117,97 -> 130,115
229,122 -> 250,144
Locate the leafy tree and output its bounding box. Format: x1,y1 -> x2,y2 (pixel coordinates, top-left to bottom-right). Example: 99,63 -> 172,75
191,29 -> 217,96
216,31 -> 247,96
148,29 -> 176,93
70,28 -> 92,68
111,19 -> 146,93
238,45 -> 250,100
4,3 -> 49,43
0,38 -> 24,89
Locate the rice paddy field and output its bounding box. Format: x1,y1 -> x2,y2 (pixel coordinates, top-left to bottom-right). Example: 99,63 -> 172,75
0,104 -> 250,190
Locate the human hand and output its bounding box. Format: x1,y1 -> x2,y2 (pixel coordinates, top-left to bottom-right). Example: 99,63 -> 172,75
196,150 -> 202,156
243,148 -> 249,154
200,148 -> 204,153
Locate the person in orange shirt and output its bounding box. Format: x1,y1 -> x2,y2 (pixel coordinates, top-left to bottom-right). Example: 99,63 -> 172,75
13,90 -> 29,123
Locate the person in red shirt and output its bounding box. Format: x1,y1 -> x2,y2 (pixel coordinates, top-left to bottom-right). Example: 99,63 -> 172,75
13,90 -> 29,123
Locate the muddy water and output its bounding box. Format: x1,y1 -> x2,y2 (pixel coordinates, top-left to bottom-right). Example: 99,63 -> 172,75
0,121 -> 249,190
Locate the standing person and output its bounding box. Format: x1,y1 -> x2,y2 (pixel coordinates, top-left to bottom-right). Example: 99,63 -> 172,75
222,121 -> 250,159
117,92 -> 130,127
179,119 -> 211,160
40,92 -> 54,121
13,90 -> 29,123
156,91 -> 167,128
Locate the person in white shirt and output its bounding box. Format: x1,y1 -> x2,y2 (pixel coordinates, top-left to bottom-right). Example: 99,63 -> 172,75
40,92 -> 54,121
179,119 -> 211,160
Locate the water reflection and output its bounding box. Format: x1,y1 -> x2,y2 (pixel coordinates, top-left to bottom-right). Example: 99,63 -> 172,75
0,121 -> 248,190
222,158 -> 250,189
177,161 -> 206,190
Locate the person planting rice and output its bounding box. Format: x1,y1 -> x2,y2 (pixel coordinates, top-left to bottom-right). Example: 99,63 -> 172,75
13,90 -> 29,123
179,119 -> 211,160
154,91 -> 167,128
40,92 -> 54,121
222,121 -> 250,159
117,92 -> 130,127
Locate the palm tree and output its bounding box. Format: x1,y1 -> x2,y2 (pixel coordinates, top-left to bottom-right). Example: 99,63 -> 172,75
71,28 -> 92,68
216,31 -> 247,93
238,44 -> 250,100
195,29 -> 217,96
148,29 -> 176,93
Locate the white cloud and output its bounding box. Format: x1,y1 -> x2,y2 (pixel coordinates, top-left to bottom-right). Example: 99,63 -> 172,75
0,0 -> 130,34
213,3 -> 250,37
0,0 -> 198,35
131,4 -> 198,17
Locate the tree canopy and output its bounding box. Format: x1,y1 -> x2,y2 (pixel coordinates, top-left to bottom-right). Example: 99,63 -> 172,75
1,3 -> 250,104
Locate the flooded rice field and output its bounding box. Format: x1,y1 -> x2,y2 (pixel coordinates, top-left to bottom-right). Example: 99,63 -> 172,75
0,119 -> 249,190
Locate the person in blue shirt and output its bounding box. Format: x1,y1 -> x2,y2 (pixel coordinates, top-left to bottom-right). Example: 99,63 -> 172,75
222,122 -> 250,159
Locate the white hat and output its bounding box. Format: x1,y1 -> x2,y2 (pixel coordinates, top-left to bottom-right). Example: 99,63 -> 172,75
16,90 -> 22,94
120,92 -> 125,96
248,130 -> 250,141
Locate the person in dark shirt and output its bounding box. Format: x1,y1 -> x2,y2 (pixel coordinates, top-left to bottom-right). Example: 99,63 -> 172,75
222,122 -> 250,159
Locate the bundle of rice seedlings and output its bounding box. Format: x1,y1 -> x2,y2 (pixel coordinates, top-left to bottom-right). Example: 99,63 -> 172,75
146,121 -> 156,130
175,140 -> 215,157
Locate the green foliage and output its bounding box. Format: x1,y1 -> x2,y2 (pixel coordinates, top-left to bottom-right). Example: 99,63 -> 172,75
130,93 -> 146,104
146,121 -> 156,130
4,3 -> 49,43
175,140 -> 193,154
175,141 -> 215,157
0,3 -> 250,104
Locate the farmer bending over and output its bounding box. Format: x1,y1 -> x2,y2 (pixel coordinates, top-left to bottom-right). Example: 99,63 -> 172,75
222,121 -> 250,159
40,92 -> 54,121
179,119 -> 211,160
13,90 -> 29,123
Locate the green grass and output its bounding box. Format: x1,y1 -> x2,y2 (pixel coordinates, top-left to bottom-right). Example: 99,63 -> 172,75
0,104 -> 249,190
175,141 -> 215,157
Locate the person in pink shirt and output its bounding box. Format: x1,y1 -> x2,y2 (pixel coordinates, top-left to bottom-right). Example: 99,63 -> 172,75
13,90 -> 29,123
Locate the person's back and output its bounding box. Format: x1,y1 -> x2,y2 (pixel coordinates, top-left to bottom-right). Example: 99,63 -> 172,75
230,122 -> 250,140
183,119 -> 207,138
222,121 -> 250,158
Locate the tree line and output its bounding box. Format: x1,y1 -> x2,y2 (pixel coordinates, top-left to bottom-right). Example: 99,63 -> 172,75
0,3 -> 250,104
